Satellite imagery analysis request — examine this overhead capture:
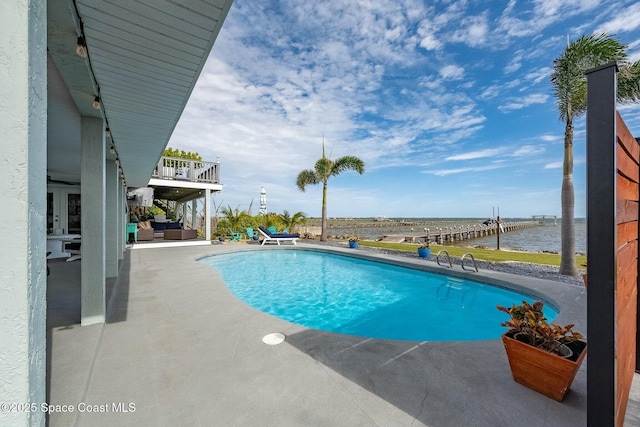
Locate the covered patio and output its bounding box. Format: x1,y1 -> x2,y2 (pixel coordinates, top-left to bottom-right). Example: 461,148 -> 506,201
1,1 -> 233,425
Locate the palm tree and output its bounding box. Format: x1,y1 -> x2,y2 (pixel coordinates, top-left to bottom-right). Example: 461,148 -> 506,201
296,141 -> 365,241
279,210 -> 307,233
220,205 -> 248,233
551,33 -> 640,276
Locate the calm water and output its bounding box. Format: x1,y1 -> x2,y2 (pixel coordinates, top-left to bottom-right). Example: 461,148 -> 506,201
201,250 -> 557,341
327,218 -> 586,254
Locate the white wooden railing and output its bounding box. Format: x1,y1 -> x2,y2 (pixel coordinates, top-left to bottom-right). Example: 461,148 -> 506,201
152,156 -> 220,184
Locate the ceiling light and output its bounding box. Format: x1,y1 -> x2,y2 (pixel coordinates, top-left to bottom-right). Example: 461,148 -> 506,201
109,145 -> 115,154
92,96 -> 101,110
105,127 -> 111,137
76,37 -> 87,58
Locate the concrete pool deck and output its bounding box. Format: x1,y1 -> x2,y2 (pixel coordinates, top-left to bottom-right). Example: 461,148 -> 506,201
47,243 -> 640,426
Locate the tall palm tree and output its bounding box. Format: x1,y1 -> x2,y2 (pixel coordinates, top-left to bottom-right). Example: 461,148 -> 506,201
551,33 -> 640,276
296,141 -> 365,241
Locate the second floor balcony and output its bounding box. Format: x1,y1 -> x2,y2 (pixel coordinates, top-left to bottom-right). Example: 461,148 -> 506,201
152,156 -> 220,184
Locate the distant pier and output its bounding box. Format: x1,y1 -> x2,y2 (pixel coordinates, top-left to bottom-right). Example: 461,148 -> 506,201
379,221 -> 539,244
297,219 -> 541,243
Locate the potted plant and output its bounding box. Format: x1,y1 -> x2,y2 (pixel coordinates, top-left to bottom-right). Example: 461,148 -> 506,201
348,235 -> 359,249
497,301 -> 587,401
417,241 -> 431,258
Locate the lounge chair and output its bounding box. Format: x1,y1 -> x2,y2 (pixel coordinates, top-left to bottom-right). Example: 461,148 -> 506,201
258,226 -> 299,246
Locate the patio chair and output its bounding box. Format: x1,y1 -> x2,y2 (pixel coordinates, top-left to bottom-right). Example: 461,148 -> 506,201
246,227 -> 258,240
63,239 -> 81,262
126,222 -> 138,243
228,229 -> 243,242
258,226 -> 300,246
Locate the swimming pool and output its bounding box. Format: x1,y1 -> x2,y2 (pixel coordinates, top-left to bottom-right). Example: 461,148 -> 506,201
200,249 -> 558,341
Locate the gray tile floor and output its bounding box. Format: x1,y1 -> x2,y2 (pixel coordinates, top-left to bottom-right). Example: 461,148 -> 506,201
46,244 -> 640,426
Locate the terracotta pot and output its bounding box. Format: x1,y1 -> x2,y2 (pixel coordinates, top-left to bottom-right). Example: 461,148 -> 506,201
502,332 -> 587,401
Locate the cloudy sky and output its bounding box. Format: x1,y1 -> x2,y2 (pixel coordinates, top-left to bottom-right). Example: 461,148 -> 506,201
168,0 -> 640,219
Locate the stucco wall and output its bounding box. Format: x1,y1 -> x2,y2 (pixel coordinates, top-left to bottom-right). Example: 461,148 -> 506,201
0,0 -> 48,426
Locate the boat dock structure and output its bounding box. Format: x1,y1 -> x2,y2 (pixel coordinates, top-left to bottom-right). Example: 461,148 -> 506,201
379,220 -> 540,244
297,219 -> 542,244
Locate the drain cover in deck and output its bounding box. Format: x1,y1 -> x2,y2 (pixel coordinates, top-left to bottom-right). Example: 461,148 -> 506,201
262,333 -> 285,345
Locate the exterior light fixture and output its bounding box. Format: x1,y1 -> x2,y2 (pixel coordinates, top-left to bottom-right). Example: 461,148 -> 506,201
109,145 -> 115,154
76,37 -> 88,58
92,96 -> 101,110
105,127 -> 111,137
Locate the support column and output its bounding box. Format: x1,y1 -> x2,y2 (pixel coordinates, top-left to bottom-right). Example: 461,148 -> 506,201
0,0 -> 47,425
118,182 -> 124,259
191,199 -> 197,232
105,160 -> 118,277
205,189 -> 211,241
181,202 -> 187,227
586,62 -> 618,426
81,117 -> 106,325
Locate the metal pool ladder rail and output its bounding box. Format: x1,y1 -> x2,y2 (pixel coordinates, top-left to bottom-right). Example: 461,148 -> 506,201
436,250 -> 452,268
461,253 -> 478,272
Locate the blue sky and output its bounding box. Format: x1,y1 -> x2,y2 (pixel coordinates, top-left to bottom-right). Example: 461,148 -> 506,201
168,0 -> 640,219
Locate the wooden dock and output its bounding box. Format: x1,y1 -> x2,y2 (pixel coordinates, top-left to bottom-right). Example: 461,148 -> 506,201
296,220 -> 541,244
379,221 -> 539,244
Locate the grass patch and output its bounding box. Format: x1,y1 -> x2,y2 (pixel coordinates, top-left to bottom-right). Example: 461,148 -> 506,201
359,241 -> 586,268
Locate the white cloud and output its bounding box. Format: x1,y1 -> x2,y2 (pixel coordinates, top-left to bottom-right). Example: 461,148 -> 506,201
524,67 -> 551,84
425,165 -> 503,176
446,148 -> 503,161
540,134 -> 561,142
544,161 -> 563,169
449,14 -> 490,47
595,3 -> 640,34
499,93 -> 550,112
512,145 -> 545,156
440,64 -> 465,80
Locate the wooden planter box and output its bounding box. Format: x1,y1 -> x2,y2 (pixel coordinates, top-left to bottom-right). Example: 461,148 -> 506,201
502,332 -> 587,401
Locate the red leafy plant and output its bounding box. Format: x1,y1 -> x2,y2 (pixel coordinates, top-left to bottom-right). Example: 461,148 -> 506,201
497,301 -> 584,356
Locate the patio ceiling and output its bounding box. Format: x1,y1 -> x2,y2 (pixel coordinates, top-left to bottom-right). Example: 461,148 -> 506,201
47,0 -> 233,187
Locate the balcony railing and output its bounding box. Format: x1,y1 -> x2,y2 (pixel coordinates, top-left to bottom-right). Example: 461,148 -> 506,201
152,156 -> 220,184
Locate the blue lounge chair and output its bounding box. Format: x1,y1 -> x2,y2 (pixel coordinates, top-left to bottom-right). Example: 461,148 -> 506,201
258,226 -> 300,246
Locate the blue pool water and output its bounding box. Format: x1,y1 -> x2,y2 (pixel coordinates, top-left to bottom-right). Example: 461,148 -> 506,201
200,250 -> 558,341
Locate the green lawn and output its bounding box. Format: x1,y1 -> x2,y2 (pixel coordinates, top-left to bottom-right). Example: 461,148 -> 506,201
359,241 -> 587,268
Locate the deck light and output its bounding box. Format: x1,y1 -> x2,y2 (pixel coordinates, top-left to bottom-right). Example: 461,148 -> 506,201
76,37 -> 87,58
92,96 -> 101,110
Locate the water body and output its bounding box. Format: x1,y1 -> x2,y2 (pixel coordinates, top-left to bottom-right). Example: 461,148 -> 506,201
325,218 -> 586,254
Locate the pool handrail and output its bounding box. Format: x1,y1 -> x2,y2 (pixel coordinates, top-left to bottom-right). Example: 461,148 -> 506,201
436,250 -> 452,268
461,253 -> 479,272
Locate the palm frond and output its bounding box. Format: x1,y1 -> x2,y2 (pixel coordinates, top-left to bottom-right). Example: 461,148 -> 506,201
551,33 -> 628,121
296,169 -> 319,191
618,59 -> 640,102
331,156 -> 365,176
